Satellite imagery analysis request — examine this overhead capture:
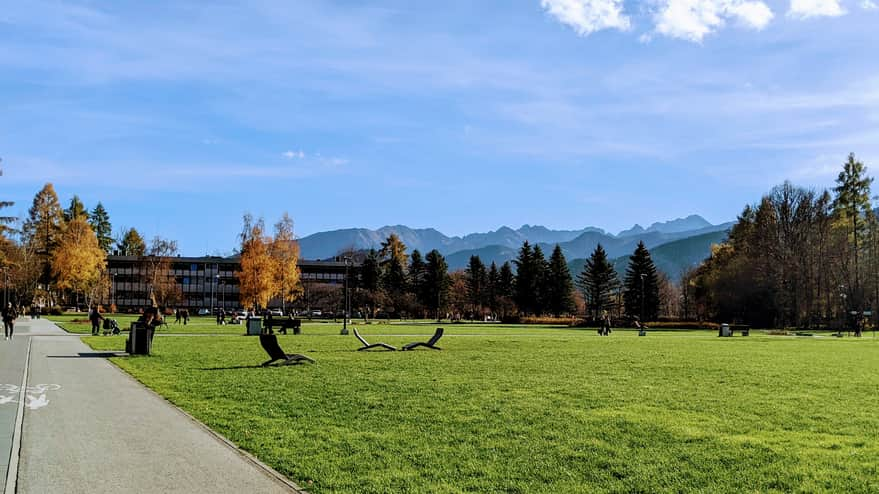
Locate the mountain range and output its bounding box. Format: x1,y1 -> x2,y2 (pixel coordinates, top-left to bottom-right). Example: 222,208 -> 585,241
298,215 -> 734,279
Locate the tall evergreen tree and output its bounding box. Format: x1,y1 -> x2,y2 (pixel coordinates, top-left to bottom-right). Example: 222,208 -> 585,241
408,249 -> 427,308
466,255 -> 487,316
532,245 -> 549,314
623,241 -> 660,322
379,234 -> 409,310
118,228 -> 146,256
424,249 -> 450,320
513,241 -> 538,314
499,262 -> 515,299
577,244 -> 619,320
22,183 -> 65,286
486,261 -> 500,314
833,153 -> 873,319
64,195 -> 89,222
546,245 -> 575,316
89,202 -> 113,254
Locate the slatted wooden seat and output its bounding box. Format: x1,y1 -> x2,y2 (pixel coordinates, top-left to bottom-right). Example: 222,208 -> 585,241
401,328 -> 444,351
353,328 -> 396,351
259,333 -> 314,366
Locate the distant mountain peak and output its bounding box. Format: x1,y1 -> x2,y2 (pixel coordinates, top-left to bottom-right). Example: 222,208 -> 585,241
645,215 -> 711,234
618,224 -> 645,237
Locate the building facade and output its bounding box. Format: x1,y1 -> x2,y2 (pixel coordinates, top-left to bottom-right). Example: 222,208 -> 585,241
107,255 -> 358,311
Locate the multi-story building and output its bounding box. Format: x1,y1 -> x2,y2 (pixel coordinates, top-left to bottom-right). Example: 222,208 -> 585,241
107,255 -> 358,311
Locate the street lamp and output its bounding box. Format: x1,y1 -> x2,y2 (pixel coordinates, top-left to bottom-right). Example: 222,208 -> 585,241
212,274 -> 219,315
220,279 -> 226,310
111,272 -> 117,311
341,257 -> 351,335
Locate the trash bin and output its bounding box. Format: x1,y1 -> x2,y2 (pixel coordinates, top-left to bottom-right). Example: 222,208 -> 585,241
246,317 -> 262,336
127,322 -> 155,355
720,323 -> 731,337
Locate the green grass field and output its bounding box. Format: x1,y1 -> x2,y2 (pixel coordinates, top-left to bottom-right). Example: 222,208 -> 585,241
82,327 -> 879,493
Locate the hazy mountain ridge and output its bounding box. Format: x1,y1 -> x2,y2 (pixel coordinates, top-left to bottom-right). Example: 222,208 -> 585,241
298,216 -> 733,278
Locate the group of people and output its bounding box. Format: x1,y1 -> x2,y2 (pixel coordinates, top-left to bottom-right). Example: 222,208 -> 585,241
173,308 -> 190,325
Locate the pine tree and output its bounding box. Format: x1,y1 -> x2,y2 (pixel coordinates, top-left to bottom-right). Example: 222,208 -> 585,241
486,262 -> 500,314
424,249 -> 450,320
118,228 -> 146,256
546,245 -> 575,317
576,244 -> 619,320
833,153 -> 873,322
379,234 -> 408,313
409,249 -> 427,309
22,183 -> 65,286
532,245 -> 548,314
513,241 -> 537,314
466,255 -> 487,317
89,202 -> 113,254
623,241 -> 660,322
64,195 -> 89,222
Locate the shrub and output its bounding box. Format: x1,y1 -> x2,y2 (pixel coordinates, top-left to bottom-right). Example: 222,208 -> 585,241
47,306 -> 64,316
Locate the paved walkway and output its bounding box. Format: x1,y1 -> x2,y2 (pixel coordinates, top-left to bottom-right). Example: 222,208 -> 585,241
1,318 -> 301,494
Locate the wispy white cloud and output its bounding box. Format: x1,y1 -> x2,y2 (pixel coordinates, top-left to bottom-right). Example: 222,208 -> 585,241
652,0 -> 774,42
541,0 -> 631,36
788,0 -> 847,18
861,0 -> 878,10
282,150 -> 305,160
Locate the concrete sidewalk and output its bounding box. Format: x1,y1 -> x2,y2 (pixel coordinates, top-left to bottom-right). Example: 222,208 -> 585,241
12,318 -> 301,493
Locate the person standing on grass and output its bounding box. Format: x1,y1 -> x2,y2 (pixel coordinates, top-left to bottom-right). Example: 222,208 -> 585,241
2,303 -> 17,340
89,306 -> 104,336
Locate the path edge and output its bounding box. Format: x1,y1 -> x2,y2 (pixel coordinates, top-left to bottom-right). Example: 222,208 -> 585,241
4,337 -> 32,494
96,349 -> 308,494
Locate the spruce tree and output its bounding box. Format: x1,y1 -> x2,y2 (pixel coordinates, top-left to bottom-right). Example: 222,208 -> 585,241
546,245 -> 575,316
118,228 -> 146,256
532,245 -> 548,314
64,195 -> 89,222
408,249 -> 426,308
499,261 -> 515,299
513,241 -> 537,314
833,153 -> 873,319
623,241 -> 660,322
89,202 -> 113,254
466,255 -> 487,316
576,244 -> 619,320
424,249 -> 450,320
486,262 -> 500,315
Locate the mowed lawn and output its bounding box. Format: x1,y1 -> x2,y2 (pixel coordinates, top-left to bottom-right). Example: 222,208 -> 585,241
83,328 -> 879,493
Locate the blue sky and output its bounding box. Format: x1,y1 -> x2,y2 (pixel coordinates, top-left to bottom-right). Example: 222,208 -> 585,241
2,0 -> 877,255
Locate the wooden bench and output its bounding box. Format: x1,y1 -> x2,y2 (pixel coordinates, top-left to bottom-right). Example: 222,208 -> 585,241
263,318 -> 302,335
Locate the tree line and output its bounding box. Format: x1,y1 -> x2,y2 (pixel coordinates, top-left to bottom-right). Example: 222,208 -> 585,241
684,154 -> 877,332
334,232 -> 663,323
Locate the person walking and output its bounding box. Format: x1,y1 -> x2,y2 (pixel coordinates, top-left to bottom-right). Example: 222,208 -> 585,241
600,310 -> 612,336
89,306 -> 105,336
2,303 -> 18,340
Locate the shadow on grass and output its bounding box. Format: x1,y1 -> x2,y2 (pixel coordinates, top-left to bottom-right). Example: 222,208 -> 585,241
199,365 -> 272,371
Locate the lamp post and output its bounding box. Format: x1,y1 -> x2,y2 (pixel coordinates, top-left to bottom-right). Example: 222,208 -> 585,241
220,280 -> 226,310
212,274 -> 219,315
341,257 -> 351,335
111,272 -> 117,310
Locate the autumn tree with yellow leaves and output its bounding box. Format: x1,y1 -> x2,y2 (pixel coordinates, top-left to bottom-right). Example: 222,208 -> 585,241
237,215 -> 277,311
51,216 -> 107,306
270,212 -> 302,311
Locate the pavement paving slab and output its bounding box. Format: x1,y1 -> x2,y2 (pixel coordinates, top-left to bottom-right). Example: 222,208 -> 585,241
14,318 -> 300,494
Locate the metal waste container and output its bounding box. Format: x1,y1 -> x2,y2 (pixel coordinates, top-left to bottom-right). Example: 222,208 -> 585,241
127,322 -> 155,355
246,317 -> 262,336
719,323 -> 732,337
